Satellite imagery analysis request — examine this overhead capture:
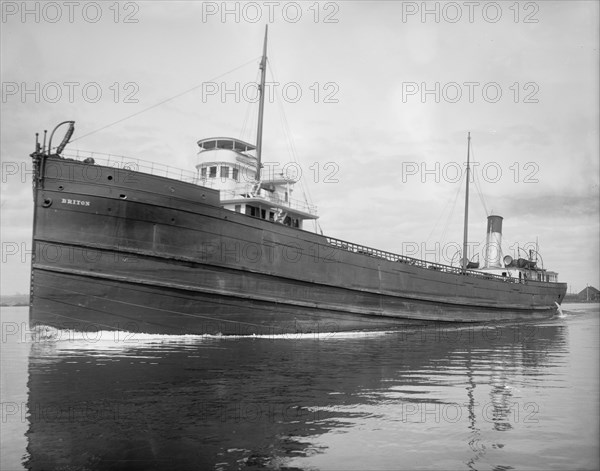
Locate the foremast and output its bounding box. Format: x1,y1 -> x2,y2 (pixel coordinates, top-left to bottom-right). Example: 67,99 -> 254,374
194,26 -> 318,228
254,25 -> 268,184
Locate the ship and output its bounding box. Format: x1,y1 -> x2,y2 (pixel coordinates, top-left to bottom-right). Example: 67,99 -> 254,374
28,27 -> 567,335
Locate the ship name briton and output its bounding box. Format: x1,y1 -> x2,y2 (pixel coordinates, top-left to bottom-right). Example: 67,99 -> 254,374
61,198 -> 90,206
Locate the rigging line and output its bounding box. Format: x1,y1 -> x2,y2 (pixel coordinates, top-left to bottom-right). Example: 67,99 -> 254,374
274,72 -> 322,232
431,137 -> 481,247
436,184 -> 462,245
268,58 -> 297,163
268,58 -> 322,233
426,174 -> 463,244
435,146 -> 469,246
469,142 -> 490,216
70,56 -> 260,144
440,178 -> 462,245
267,60 -> 298,156
475,181 -> 489,216
268,59 -> 314,201
239,68 -> 261,142
470,146 -> 487,214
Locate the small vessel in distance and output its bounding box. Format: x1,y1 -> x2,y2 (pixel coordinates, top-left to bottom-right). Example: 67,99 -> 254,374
28,28 -> 567,335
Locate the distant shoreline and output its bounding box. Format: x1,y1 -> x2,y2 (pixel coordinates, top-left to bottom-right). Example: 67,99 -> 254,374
563,296 -> 600,303
0,294 -> 30,307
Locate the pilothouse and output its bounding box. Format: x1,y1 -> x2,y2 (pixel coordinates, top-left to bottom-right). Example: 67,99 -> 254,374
195,137 -> 318,229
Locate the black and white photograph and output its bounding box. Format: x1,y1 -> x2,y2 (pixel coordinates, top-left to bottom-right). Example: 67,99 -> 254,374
1,1 -> 598,470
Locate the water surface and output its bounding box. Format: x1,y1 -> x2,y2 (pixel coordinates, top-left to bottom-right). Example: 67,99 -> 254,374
1,304 -> 598,470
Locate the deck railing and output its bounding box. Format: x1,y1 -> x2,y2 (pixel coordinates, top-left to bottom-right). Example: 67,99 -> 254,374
62,150 -> 201,184
326,236 -> 523,283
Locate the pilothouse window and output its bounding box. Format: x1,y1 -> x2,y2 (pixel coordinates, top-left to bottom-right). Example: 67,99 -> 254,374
220,166 -> 229,179
245,205 -> 257,217
209,166 -> 217,178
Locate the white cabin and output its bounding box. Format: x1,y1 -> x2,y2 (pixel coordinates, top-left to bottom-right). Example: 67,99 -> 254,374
195,137 -> 318,229
477,266 -> 559,283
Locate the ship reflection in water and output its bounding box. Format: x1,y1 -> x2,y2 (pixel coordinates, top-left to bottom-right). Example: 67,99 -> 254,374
14,305 -> 598,470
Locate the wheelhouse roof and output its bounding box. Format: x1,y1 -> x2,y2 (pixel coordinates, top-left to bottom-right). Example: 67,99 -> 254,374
197,137 -> 256,153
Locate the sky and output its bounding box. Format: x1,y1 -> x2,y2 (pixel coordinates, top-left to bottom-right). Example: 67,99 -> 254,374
1,0 -> 598,295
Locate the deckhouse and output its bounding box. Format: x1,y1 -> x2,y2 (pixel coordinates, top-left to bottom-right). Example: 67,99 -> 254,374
195,137 -> 318,229
475,215 -> 559,283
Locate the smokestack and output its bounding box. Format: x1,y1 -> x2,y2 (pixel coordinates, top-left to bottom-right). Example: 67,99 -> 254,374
484,215 -> 503,268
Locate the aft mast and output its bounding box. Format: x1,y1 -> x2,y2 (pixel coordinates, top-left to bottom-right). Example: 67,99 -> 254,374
255,25 -> 268,184
462,132 -> 471,270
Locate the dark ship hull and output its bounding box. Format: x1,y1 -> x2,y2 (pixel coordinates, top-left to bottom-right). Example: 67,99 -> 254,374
29,156 -> 567,335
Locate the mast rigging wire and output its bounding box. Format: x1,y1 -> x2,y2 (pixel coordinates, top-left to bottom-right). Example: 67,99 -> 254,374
268,57 -> 323,234
70,56 -> 261,144
428,136 -> 492,259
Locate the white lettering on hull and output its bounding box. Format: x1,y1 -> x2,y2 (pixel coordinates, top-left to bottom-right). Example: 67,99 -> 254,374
61,198 -> 90,206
